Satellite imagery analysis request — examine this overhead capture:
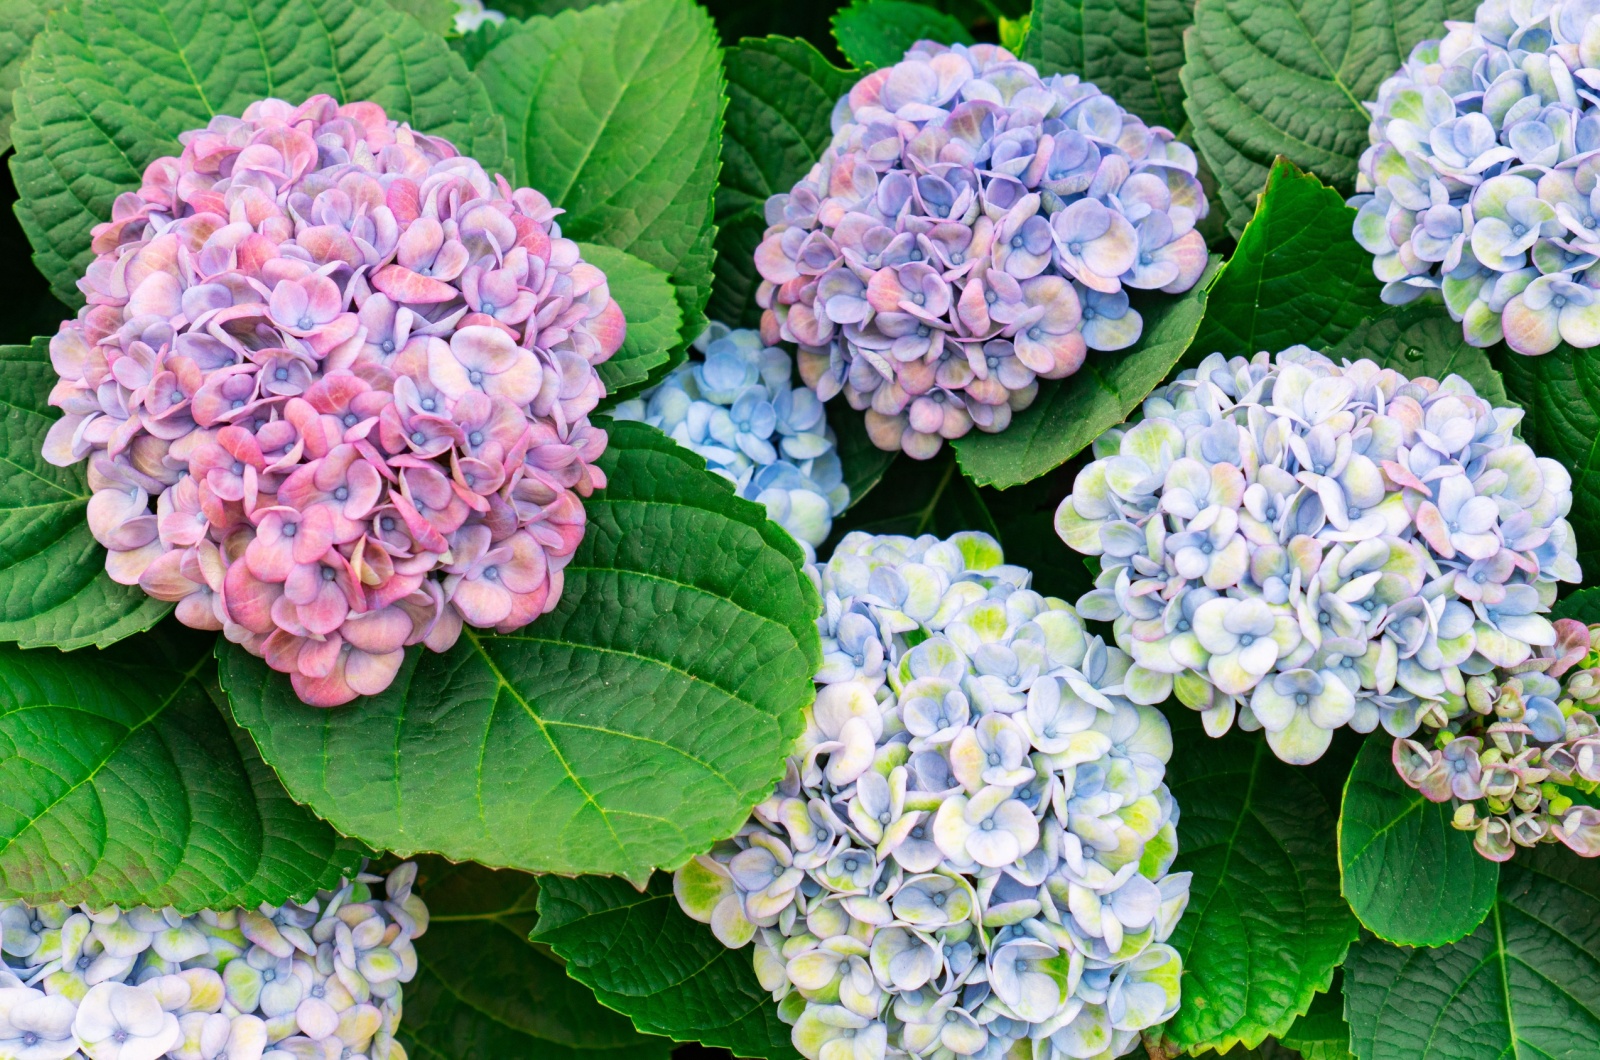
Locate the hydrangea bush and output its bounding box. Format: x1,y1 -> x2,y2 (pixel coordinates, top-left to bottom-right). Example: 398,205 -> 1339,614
1393,616 -> 1600,861
42,95 -> 622,705
675,531 -> 1190,1060
1054,348 -> 1580,764
1352,0 -> 1600,354
612,323 -> 849,556
0,864 -> 424,1060
755,42 -> 1211,459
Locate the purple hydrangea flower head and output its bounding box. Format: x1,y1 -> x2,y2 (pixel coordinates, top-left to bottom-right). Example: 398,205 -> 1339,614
1394,618 -> 1600,862
754,42 -> 1211,459
674,531 -> 1191,1060
43,95 -> 625,706
0,862 -> 426,1060
1055,347 -> 1580,764
612,323 -> 848,558
1353,0 -> 1600,353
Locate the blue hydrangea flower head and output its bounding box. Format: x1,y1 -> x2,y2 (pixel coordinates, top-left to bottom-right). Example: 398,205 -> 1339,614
612,323 -> 849,557
675,531 -> 1191,1060
1354,0 -> 1600,353
1055,348 -> 1581,764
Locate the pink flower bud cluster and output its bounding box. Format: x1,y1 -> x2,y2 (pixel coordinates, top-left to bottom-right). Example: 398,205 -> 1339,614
755,42 -> 1210,459
43,95 -> 624,706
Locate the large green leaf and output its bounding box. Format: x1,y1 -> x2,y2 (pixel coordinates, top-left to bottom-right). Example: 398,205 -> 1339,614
1339,734 -> 1499,948
534,873 -> 799,1059
1180,0 -> 1475,230
9,0 -> 507,308
223,420 -> 821,884
1021,0 -> 1191,130
473,0 -> 724,346
398,857 -> 673,1060
580,242 -> 684,403
1327,303 -> 1508,406
1189,159 -> 1383,361
0,623 -> 364,912
714,36 -> 855,329
0,338 -> 170,650
830,0 -> 971,70
1344,846 -> 1600,1060
949,257 -> 1215,489
1496,343 -> 1600,576
1157,708 -> 1360,1054
0,0 -> 62,155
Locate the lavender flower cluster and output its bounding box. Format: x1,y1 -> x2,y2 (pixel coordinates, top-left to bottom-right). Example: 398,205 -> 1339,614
1352,0 -> 1600,354
1054,348 -> 1581,765
0,864 -> 425,1060
675,531 -> 1190,1060
611,323 -> 848,558
754,42 -> 1210,459
44,95 -> 623,706
1394,616 -> 1600,861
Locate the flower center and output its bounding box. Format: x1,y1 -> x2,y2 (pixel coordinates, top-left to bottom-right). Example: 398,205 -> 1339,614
298,315 -> 314,330
468,370 -> 485,385
380,339 -> 395,354
321,566 -> 336,581
275,368 -> 290,381
469,431 -> 484,446
412,430 -> 427,444
980,819 -> 996,831
282,523 -> 297,538
343,413 -> 358,427
1296,693 -> 1309,706
932,892 -> 946,907
421,398 -> 437,412
333,486 -> 350,501
1068,241 -> 1083,254
1239,634 -> 1255,646
987,752 -> 1001,766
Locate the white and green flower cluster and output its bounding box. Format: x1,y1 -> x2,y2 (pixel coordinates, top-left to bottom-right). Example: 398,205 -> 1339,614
0,864 -> 425,1060
612,323 -> 849,557
1054,348 -> 1581,765
675,531 -> 1190,1060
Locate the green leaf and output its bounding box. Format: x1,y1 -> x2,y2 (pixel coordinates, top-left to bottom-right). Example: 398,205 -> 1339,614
1189,159 -> 1384,362
1180,0 -> 1475,231
383,0 -> 456,35
473,0 -> 724,346
1326,303 -> 1508,406
9,0 -> 507,308
0,0 -> 62,155
0,338 -> 170,650
830,0 -> 972,70
1279,971 -> 1354,1060
1157,707 -> 1359,1054
714,36 -> 855,329
1496,342 -> 1600,576
0,623 -> 365,912
1555,588 -> 1600,623
579,243 -> 684,403
534,872 -> 800,1059
1339,734 -> 1498,947
1344,845 -> 1600,1060
1021,0 -> 1191,129
949,256 -> 1215,489
828,399 -> 897,511
398,857 -> 673,1060
223,420 -> 821,885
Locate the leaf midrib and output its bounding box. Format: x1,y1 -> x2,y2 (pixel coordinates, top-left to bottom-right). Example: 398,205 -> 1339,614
0,651 -> 210,869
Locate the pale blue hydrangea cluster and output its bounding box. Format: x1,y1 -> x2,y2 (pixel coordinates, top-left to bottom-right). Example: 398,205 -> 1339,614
612,324 -> 849,557
0,865 -> 424,1060
675,531 -> 1190,1060
1055,348 -> 1581,765
1352,0 -> 1600,354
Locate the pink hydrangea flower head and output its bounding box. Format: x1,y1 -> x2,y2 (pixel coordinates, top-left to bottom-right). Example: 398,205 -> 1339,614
755,42 -> 1211,458
47,94 -> 626,706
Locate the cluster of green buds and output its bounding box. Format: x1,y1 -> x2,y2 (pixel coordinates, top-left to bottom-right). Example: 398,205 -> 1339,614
1392,618 -> 1600,861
